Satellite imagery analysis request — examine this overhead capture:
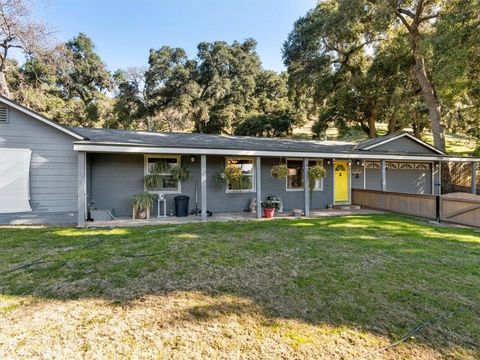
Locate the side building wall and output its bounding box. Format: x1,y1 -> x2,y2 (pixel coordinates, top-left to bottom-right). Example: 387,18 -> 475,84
0,107 -> 78,224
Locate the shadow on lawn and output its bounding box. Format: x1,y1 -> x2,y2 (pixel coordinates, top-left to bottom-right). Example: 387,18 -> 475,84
1,214 -> 479,357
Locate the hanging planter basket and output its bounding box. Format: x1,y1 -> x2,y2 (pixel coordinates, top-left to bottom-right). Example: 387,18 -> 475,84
308,165 -> 327,189
270,164 -> 288,179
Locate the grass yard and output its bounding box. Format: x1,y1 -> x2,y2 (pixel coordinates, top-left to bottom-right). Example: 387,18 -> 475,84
0,214 -> 479,359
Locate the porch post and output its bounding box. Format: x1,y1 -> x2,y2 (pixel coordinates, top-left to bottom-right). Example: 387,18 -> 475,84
303,158 -> 310,217
256,156 -> 262,219
77,151 -> 86,227
381,159 -> 387,192
201,155 -> 207,221
472,162 -> 478,195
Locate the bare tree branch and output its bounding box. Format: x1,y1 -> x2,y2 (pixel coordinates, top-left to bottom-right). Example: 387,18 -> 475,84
0,0 -> 51,96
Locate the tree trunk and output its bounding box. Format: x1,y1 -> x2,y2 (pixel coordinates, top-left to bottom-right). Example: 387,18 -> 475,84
367,102 -> 377,139
0,71 -> 10,98
410,34 -> 445,152
146,116 -> 152,132
387,107 -> 401,134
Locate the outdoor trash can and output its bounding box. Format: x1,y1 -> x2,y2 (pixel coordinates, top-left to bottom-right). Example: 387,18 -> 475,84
174,195 -> 190,217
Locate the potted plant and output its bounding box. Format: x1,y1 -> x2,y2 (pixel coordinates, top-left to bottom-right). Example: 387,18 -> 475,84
270,164 -> 288,179
131,192 -> 158,219
262,200 -> 276,218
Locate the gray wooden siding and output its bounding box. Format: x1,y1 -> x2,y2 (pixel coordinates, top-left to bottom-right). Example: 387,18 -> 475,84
372,136 -> 438,154
351,164 -> 433,194
0,106 -> 77,224
88,153 -> 334,217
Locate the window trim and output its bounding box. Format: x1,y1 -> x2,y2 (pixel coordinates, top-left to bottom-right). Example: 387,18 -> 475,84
285,158 -> 324,192
225,156 -> 256,193
143,154 -> 182,194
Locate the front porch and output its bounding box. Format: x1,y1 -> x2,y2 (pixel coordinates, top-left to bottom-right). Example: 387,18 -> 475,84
86,207 -> 382,228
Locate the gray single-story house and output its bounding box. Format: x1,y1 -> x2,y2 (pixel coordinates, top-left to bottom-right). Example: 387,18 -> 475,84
0,96 -> 478,226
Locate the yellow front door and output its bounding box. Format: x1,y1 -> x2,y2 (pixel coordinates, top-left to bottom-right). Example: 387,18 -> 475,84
334,161 -> 349,202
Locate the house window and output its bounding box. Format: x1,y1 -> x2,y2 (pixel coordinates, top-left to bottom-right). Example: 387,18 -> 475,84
225,157 -> 255,193
144,155 -> 181,193
286,159 -> 323,191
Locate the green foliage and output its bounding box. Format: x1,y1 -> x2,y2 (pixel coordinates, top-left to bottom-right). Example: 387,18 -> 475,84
224,164 -> 251,190
224,164 -> 243,182
261,200 -> 277,210
131,192 -> 157,210
144,174 -> 162,191
234,113 -> 294,137
169,165 -> 191,182
270,164 -> 288,179
61,33 -> 112,104
308,165 -> 327,190
472,143 -> 480,157
432,0 -> 480,137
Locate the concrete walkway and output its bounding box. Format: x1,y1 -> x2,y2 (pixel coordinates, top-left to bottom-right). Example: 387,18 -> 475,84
87,208 -> 383,228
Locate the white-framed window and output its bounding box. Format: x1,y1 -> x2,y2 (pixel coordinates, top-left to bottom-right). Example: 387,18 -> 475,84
144,155 -> 181,193
225,157 -> 255,193
286,159 -> 324,191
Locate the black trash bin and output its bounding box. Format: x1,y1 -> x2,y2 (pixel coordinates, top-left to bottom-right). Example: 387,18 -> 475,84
174,195 -> 190,217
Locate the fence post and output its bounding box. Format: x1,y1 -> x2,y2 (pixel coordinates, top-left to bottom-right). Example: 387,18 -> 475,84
472,162 -> 478,195
435,195 -> 441,223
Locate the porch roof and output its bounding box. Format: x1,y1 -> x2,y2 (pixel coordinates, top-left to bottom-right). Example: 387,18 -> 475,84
71,127 -> 480,162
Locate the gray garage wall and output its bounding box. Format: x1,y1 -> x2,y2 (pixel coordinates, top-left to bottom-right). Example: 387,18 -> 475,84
0,106 -> 78,224
351,163 -> 435,194
88,153 -> 334,217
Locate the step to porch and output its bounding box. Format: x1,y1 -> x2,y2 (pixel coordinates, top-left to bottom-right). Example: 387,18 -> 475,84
333,204 -> 362,210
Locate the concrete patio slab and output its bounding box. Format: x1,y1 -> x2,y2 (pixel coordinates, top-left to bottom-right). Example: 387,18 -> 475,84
86,208 -> 383,227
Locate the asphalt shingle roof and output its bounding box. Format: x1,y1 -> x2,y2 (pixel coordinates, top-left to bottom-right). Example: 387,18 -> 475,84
71,127 -> 356,154
354,132 -> 407,150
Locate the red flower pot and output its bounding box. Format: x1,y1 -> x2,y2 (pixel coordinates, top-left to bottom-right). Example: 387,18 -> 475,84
264,208 -> 275,218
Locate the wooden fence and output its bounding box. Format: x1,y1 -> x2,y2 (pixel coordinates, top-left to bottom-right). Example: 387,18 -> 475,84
441,193 -> 480,228
352,189 -> 480,227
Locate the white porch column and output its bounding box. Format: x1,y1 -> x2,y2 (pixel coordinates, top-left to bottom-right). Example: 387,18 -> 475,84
381,159 -> 387,192
303,158 -> 310,217
77,151 -> 86,227
472,162 -> 478,195
256,156 -> 262,219
201,155 -> 207,221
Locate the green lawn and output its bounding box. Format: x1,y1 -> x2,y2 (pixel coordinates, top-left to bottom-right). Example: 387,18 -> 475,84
1,215 -> 479,359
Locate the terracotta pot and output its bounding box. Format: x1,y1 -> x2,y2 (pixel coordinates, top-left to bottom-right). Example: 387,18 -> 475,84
264,208 -> 275,218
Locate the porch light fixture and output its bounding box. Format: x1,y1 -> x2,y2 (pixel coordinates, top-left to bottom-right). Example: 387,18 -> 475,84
326,159 -> 332,165
190,156 -> 196,163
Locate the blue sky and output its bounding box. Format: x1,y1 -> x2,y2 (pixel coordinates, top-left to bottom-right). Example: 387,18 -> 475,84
32,0 -> 316,73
